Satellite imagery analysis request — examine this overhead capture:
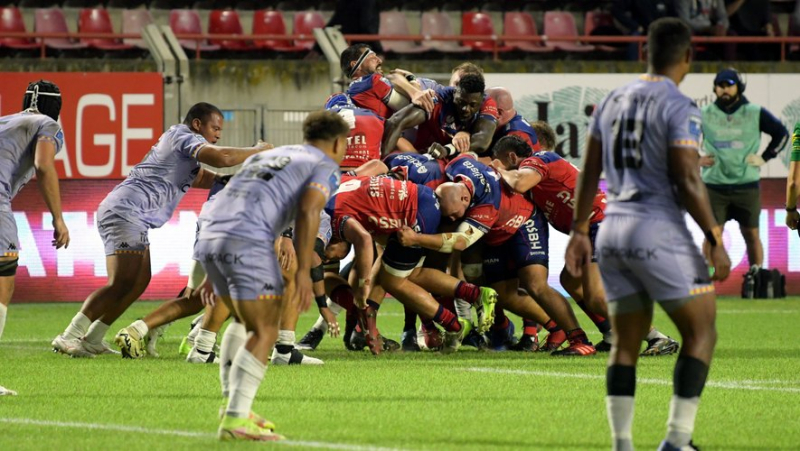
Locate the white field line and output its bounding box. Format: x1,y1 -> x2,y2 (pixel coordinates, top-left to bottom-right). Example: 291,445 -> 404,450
0,418 -> 407,451
463,367 -> 800,393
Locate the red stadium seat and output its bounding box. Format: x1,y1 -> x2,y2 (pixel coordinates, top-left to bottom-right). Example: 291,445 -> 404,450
121,9 -> 153,49
34,8 -> 89,50
461,12 -> 511,52
543,11 -> 594,52
78,8 -> 133,50
419,11 -> 470,53
169,9 -> 220,52
208,9 -> 250,50
0,7 -> 40,49
503,11 -> 552,53
252,10 -> 304,51
293,11 -> 325,50
380,11 -> 427,54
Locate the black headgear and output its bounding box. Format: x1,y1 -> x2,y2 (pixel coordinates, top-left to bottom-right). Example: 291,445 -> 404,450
23,80 -> 62,121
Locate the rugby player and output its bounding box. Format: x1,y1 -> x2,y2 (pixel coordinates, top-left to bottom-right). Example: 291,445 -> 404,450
566,18 -> 730,450
0,80 -> 70,396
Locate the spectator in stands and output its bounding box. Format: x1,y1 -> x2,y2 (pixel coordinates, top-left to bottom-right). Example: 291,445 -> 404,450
725,0 -> 776,60
675,0 -> 729,36
611,0 -> 674,60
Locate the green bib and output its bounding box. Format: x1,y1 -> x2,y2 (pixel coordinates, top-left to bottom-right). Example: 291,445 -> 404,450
701,102 -> 762,185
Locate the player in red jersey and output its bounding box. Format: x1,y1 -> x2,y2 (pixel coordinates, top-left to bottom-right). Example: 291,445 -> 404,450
486,87 -> 541,153
382,74 -> 498,158
340,44 -> 435,121
492,135 -> 680,355
324,93 -> 386,171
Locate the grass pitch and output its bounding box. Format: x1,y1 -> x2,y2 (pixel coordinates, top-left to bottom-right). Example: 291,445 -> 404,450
1,297 -> 799,450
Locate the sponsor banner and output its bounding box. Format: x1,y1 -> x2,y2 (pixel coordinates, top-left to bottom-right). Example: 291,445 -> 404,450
10,179 -> 799,302
0,72 -> 163,179
11,179 -> 206,302
485,73 -> 800,178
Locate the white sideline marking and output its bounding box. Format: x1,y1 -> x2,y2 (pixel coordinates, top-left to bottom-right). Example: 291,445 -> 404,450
717,309 -> 799,314
463,368 -> 800,393
0,418 -> 407,450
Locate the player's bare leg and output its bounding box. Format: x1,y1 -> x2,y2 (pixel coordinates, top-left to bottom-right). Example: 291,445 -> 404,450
518,264 -> 595,356
55,251 -> 151,357
0,258 -> 17,396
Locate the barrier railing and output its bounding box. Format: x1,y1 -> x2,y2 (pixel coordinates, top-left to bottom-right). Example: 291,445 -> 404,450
3,31 -> 800,61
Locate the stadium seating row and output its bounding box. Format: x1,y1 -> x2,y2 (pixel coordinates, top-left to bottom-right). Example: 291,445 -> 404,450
1,6 -> 621,54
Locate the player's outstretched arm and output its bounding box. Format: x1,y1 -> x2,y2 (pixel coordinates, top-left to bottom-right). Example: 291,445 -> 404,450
195,140 -> 273,168
34,139 -> 69,249
668,145 -> 731,281
382,104 -> 427,157
397,222 -> 485,253
342,220 -> 374,307
566,136 -> 603,277
493,166 -> 543,194
467,118 -> 498,154
294,187 -> 327,312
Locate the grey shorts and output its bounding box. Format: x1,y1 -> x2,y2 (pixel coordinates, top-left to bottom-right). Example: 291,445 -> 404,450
596,215 -> 714,314
96,207 -> 149,256
0,211 -> 19,258
195,237 -> 283,301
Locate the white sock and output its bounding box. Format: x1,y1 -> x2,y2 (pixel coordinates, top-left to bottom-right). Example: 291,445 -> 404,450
0,304 -> 6,341
84,321 -> 110,345
326,297 -> 343,315
219,322 -> 247,399
64,312 -> 92,340
130,320 -> 149,338
311,315 -> 327,333
195,328 -> 217,353
666,395 -> 700,447
226,347 -> 266,418
606,395 -> 635,451
454,298 -> 473,322
277,330 -> 295,346
646,328 -> 668,341
187,319 -> 202,345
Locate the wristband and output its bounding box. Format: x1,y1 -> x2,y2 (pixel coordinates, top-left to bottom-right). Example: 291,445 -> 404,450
787,206 -> 798,212
281,227 -> 294,239
444,143 -> 457,157
315,294 -> 327,309
405,74 -> 416,82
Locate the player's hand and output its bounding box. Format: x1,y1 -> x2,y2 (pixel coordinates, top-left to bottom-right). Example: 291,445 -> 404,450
295,274 -> 314,313
320,307 -> 340,338
353,282 -> 370,310
745,154 -> 766,167
397,226 -> 418,247
336,108 -> 357,129
565,231 -> 592,278
278,236 -> 296,272
452,132 -> 471,153
699,155 -> 715,167
390,68 -> 414,78
411,89 -> 436,114
709,244 -> 731,281
199,283 -> 216,308
428,143 -> 455,159
786,210 -> 800,230
52,217 -> 70,249
255,140 -> 274,151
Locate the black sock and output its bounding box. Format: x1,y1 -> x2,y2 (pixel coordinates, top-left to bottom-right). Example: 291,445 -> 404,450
607,364 -> 636,396
674,355 -> 709,398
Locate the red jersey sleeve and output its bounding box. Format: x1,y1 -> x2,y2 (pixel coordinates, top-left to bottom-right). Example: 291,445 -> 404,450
464,204 -> 498,234
371,74 -> 393,103
507,130 -> 539,151
479,97 -> 499,122
518,156 -> 551,183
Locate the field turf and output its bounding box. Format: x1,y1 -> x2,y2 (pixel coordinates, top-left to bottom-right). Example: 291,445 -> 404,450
1,297 -> 799,450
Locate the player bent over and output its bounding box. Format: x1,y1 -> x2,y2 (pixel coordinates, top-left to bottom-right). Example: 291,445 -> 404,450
195,110 -> 347,441
52,103 -> 271,358
566,18 -> 730,451
0,80 -> 70,396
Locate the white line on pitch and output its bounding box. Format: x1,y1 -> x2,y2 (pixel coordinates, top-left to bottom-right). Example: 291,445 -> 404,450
462,368 -> 800,393
0,418 -> 408,451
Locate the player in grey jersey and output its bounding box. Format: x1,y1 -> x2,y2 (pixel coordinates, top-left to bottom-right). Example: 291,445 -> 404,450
53,102 -> 272,358
0,80 -> 70,396
566,19 -> 731,451
194,110 -> 347,441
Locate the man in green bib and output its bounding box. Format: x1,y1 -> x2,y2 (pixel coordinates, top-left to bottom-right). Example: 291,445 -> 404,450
786,122 -> 800,231
700,68 -> 788,274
